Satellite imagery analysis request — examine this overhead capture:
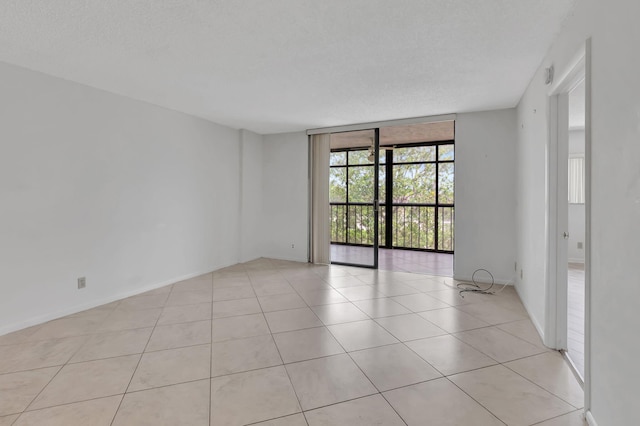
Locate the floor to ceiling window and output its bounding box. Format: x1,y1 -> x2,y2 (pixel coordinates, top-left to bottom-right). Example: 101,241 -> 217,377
383,142 -> 454,252
329,122 -> 454,258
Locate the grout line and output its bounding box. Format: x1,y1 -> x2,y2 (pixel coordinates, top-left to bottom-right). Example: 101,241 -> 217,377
447,328 -> 547,364
18,392 -> 126,417
251,269 -> 307,419
529,409 -> 585,425
210,360 -> 284,380
110,394 -> 127,426
243,413 -> 308,426
443,375 -> 509,426
378,391 -> 410,426
117,377 -> 211,396
0,364 -> 66,378
305,390 -> 381,412
428,349 -> 576,425
13,364 -> 65,416
109,281 -> 170,426
18,307 -> 118,414
295,303 -> 404,422
301,393 -> 401,423
502,355 -> 583,409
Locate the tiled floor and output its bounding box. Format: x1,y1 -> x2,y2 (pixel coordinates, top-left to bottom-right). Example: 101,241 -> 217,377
330,245 -> 454,276
0,258 -> 586,426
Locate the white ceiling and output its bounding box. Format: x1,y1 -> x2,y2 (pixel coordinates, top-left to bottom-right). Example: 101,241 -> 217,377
0,1 -> 577,134
331,121 -> 455,150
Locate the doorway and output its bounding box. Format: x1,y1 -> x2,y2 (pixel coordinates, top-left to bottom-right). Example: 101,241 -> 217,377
566,79 -> 586,380
547,42 -> 591,408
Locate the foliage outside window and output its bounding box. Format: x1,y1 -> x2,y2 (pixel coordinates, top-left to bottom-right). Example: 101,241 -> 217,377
330,143 -> 454,252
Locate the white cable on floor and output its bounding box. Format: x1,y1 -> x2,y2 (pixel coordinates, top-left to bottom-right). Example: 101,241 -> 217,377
455,268 -> 509,298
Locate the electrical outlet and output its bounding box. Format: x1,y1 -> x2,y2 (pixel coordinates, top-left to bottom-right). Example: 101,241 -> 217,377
520,269 -> 523,279
578,242 -> 583,249
514,261 -> 517,272
77,277 -> 86,289
291,244 -> 295,248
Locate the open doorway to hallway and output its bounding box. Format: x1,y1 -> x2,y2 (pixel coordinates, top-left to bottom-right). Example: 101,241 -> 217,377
547,46 -> 589,392
566,79 -> 586,380
328,121 -> 455,276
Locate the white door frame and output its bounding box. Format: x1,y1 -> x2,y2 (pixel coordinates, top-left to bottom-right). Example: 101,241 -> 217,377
545,39 -> 592,413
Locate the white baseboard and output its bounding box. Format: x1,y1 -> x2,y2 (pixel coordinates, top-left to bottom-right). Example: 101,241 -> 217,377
265,255 -> 309,263
238,255 -> 261,264
514,283 -> 548,348
0,261 -> 236,337
585,410 -> 598,426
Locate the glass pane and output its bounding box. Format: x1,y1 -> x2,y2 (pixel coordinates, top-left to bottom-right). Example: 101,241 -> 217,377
378,208 -> 385,247
330,129 -> 376,268
330,204 -> 347,243
438,163 -> 454,204
330,151 -> 346,166
438,144 -> 454,161
345,204 -> 376,245
331,244 -> 375,266
379,148 -> 388,164
331,203 -> 375,265
438,207 -> 454,251
330,167 -> 346,203
378,166 -> 386,202
348,150 -> 373,165
348,166 -> 374,203
392,164 -> 436,204
392,206 -> 435,249
393,146 -> 436,163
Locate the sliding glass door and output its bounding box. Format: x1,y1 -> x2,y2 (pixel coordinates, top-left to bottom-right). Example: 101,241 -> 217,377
329,129 -> 380,268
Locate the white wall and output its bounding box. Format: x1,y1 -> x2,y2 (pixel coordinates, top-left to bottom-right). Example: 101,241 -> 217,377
568,204 -> 585,263
0,62 -> 243,334
569,129 -> 586,154
261,132 -> 309,262
454,110 -> 517,284
516,0 -> 640,423
515,85 -> 549,335
239,129 -> 265,262
568,130 -> 586,263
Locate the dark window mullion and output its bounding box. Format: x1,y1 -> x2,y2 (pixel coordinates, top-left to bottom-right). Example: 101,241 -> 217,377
434,145 -> 440,251
385,149 -> 393,249
345,154 -> 349,244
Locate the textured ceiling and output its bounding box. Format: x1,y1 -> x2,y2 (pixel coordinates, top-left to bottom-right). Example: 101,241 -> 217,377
331,121 -> 454,150
0,1 -> 577,134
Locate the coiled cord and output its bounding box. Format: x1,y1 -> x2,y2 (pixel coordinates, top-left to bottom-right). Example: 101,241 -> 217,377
456,268 -> 508,298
